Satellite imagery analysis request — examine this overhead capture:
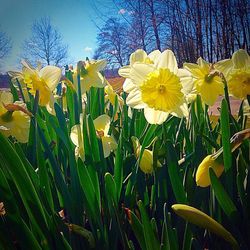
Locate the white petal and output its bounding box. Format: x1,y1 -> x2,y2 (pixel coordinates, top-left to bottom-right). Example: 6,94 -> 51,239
171,103 -> 189,118
214,59 -> 233,77
94,114 -> 110,135
144,107 -> 169,124
70,124 -> 80,147
126,88 -> 146,109
123,79 -> 135,93
148,50 -> 161,62
232,49 -> 250,69
130,49 -> 147,64
155,50 -> 178,74
40,66 -> 62,91
178,69 -> 194,95
130,63 -> 155,86
118,66 -> 131,78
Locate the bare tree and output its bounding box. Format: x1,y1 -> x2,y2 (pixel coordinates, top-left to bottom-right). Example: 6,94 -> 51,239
94,18 -> 132,68
0,31 -> 12,60
23,17 -> 68,66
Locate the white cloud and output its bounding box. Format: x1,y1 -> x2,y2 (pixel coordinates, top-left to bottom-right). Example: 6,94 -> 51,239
118,8 -> 126,14
84,46 -> 93,53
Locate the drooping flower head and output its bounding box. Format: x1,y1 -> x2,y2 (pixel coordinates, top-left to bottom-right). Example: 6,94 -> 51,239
119,50 -> 193,124
195,154 -> 224,187
0,91 -> 31,143
93,114 -> 117,158
70,114 -> 117,160
73,59 -> 107,93
215,49 -> 250,99
184,58 -> 224,106
131,136 -> 161,174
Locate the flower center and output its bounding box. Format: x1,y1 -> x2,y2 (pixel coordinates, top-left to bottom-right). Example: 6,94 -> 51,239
96,129 -> 104,138
140,68 -> 183,112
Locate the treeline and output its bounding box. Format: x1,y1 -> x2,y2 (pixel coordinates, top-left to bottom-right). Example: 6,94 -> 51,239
94,0 -> 250,68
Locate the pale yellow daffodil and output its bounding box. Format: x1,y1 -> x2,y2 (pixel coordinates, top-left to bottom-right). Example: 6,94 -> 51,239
10,60 -> 62,115
215,49 -> 250,99
0,91 -> 31,143
184,58 -> 224,106
131,136 -> 161,174
119,50 -> 193,124
70,114 -> 85,161
93,114 -> 117,158
73,59 -> 107,93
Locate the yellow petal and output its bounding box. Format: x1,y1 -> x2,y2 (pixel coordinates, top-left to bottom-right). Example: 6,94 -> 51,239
92,59 -> 107,71
155,50 -> 178,74
214,59 -> 233,77
94,114 -> 110,136
139,149 -> 154,174
102,135 -> 117,158
196,155 -> 224,187
40,66 -> 62,91
144,107 -> 169,125
172,204 -> 239,249
0,91 -> 13,105
177,69 -> 194,95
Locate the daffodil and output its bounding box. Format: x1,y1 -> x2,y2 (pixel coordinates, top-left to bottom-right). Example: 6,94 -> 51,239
93,114 -> 117,158
131,136 -> 161,174
104,81 -> 124,111
119,50 -> 193,124
10,60 -> 62,115
0,91 -> 31,143
215,49 -> 250,99
196,154 -> 224,187
70,114 -> 85,161
184,58 -> 224,106
119,49 -> 161,93
73,59 -> 107,93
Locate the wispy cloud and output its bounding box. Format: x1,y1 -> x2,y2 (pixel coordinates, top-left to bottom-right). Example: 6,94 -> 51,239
118,8 -> 126,14
84,46 -> 93,53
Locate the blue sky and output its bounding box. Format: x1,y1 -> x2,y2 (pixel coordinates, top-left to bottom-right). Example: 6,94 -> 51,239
0,0 -> 120,71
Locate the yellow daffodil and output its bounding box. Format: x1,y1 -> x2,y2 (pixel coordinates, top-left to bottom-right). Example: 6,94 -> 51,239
104,82 -> 124,111
10,60 -> 62,115
119,49 -> 161,93
73,59 -> 107,93
215,49 -> 250,99
93,114 -> 117,158
131,136 -> 161,174
119,50 -> 193,124
0,91 -> 31,143
196,128 -> 250,187
70,114 -> 85,161
172,204 -> 238,248
196,154 -> 224,187
184,58 -> 224,106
